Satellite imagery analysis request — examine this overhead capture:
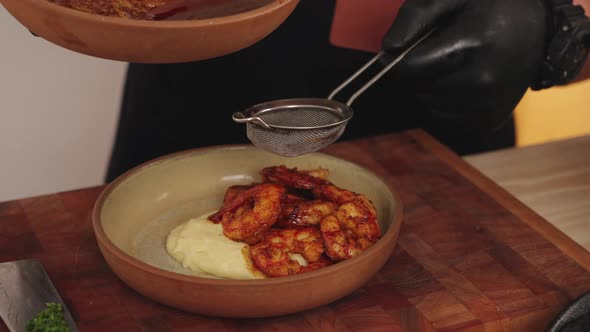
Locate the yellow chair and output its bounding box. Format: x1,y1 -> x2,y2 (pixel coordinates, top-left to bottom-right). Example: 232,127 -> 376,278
514,79 -> 590,146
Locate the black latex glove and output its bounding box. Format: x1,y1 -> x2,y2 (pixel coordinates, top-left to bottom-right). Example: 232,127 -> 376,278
382,0 -> 547,146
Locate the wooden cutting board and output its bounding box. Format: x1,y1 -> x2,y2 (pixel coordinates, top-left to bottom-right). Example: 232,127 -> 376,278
2,129 -> 590,331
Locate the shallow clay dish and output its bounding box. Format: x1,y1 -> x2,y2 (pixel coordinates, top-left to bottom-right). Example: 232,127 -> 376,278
0,0 -> 298,63
92,145 -> 403,318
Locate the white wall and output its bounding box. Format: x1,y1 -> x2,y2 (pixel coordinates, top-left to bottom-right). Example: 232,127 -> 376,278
0,7 -> 126,202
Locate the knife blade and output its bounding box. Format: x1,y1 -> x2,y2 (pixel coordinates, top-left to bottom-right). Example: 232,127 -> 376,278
0,259 -> 78,332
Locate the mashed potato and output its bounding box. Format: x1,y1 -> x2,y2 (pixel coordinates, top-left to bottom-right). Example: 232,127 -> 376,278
166,211 -> 265,280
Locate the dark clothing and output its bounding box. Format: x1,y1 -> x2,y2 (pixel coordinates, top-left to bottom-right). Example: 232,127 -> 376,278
106,0 -> 514,182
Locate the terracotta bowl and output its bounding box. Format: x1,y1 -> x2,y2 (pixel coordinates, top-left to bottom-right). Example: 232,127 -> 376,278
92,145 -> 403,318
0,0 -> 299,63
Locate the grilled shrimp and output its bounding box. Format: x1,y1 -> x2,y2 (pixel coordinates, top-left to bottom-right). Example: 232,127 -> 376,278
278,200 -> 338,228
276,193 -> 307,226
250,227 -> 325,277
222,184 -> 254,206
208,183 -> 286,244
261,165 -> 330,190
303,168 -> 330,180
299,255 -> 333,274
262,165 -> 381,260
314,185 -> 381,261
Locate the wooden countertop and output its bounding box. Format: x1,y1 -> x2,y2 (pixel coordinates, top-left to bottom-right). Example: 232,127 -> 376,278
465,134 -> 590,250
2,129 -> 590,331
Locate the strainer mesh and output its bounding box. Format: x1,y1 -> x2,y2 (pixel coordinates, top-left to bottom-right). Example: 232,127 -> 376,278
246,106 -> 348,157
256,107 -> 342,127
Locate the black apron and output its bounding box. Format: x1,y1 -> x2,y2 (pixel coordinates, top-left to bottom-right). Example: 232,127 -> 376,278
106,0 -> 514,182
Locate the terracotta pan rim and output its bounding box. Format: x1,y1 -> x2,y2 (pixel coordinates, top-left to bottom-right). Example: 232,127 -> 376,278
92,144 -> 404,286
31,0 -> 296,28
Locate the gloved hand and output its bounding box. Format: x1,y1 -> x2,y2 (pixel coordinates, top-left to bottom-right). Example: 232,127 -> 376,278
382,0 -> 547,149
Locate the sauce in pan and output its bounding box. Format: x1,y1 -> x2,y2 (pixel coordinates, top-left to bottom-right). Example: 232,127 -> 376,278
48,0 -> 275,20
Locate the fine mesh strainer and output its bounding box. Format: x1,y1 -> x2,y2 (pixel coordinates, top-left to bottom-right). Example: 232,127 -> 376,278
233,31 -> 432,157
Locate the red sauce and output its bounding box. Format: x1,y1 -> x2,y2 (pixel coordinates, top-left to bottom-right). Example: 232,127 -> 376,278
48,0 -> 274,20
49,0 -> 167,19
147,0 -> 274,20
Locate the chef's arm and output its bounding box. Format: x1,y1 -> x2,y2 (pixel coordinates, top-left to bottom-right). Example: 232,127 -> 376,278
574,0 -> 590,82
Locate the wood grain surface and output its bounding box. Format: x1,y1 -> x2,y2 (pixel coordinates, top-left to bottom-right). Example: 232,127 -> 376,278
465,134 -> 590,251
2,129 -> 590,331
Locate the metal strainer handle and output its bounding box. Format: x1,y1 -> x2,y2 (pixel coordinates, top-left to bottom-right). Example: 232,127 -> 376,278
328,29 -> 436,107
